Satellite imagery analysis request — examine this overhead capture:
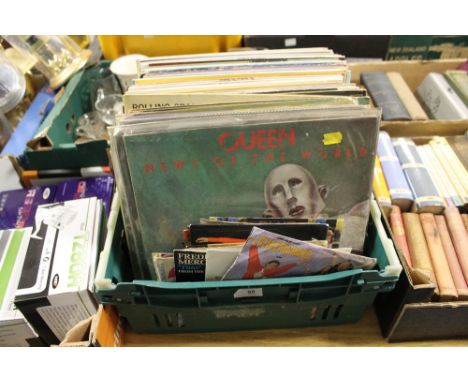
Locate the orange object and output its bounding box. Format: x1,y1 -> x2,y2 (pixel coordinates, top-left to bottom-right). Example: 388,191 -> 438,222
195,237 -> 246,244
389,205 -> 412,267
420,213 -> 457,301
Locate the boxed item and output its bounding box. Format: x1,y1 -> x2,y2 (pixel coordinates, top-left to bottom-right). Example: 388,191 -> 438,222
14,197 -> 104,345
0,228 -> 43,346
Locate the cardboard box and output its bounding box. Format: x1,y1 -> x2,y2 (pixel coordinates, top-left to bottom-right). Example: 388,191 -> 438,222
373,135 -> 468,342
350,59 -> 468,137
18,63 -> 111,171
0,228 -> 43,347
350,58 -> 468,342
14,197 -> 104,345
58,305 -> 123,347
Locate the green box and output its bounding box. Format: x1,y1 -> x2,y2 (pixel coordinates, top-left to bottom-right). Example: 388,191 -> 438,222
19,62 -> 112,170
94,198 -> 400,334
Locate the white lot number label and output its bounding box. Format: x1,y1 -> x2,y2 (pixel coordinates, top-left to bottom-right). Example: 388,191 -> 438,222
234,288 -> 263,299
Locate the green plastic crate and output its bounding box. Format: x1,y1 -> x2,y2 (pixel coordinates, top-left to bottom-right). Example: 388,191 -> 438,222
94,197 -> 401,334
19,62 -> 112,170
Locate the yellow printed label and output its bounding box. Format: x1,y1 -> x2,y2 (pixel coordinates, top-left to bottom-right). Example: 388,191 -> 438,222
322,132 -> 343,146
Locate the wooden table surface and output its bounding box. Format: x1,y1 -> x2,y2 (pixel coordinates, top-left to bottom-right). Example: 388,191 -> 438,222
122,306 -> 468,346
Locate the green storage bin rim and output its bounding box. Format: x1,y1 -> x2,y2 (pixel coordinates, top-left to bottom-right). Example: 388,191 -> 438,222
95,194 -> 400,296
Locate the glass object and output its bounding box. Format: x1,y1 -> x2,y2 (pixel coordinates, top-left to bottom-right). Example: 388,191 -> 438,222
0,113 -> 12,150
89,66 -> 123,110
2,35 -> 91,89
76,111 -> 107,141
95,91 -> 123,126
0,52 -> 26,114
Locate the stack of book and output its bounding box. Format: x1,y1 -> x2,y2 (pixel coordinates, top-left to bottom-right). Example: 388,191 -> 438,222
110,48 -> 383,281
372,131 -> 468,301
360,68 -> 468,121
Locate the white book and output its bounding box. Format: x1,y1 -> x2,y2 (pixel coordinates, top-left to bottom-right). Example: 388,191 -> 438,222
416,72 -> 468,120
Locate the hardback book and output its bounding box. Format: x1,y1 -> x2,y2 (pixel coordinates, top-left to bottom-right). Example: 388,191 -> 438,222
445,135 -> 468,171
372,156 -> 391,216
417,145 -> 464,208
444,206 -> 468,284
112,106 -> 381,279
389,205 -> 412,268
416,72 -> 468,120
360,71 -> 411,121
419,213 -> 458,301
386,72 -> 428,120
444,70 -> 468,106
434,215 -> 468,300
377,131 -> 413,211
402,213 -> 437,288
392,138 -> 445,214
429,137 -> 468,206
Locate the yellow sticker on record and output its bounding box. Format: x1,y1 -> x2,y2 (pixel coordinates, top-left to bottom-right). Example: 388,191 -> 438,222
322,132 -> 343,146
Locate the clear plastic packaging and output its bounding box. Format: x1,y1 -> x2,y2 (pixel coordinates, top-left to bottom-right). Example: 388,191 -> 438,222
2,35 -> 91,89
110,103 -> 381,279
0,52 -> 26,114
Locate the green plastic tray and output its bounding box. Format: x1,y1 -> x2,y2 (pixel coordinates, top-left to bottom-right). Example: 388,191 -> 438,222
19,62 -> 112,170
94,199 -> 401,334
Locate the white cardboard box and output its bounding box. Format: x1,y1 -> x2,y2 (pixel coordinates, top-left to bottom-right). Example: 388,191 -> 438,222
14,197 -> 104,345
0,228 -> 41,347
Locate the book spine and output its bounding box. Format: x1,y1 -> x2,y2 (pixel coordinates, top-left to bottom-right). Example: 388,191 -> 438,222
430,136 -> 468,199
420,213 -> 458,301
389,205 -> 412,267
387,71 -> 428,120
416,72 -> 468,120
360,72 -> 411,121
462,214 -> 468,232
420,145 -> 463,208
377,131 -> 413,211
444,70 -> 468,106
429,143 -> 468,206
372,156 -> 391,214
415,146 -> 445,202
434,215 -> 468,299
403,213 -> 437,289
444,206 -> 468,283
392,138 -> 445,213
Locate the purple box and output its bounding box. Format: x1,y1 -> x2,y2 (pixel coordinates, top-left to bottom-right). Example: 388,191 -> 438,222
54,175 -> 115,216
0,186 -> 57,229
